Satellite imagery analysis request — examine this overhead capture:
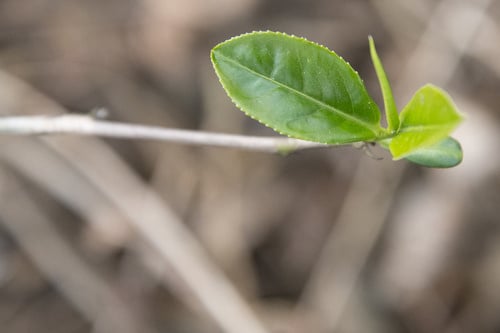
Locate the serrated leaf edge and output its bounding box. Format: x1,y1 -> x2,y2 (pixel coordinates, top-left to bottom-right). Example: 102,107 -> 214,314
211,31 -> 384,144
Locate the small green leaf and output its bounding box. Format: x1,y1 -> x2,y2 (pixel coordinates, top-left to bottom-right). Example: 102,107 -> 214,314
369,36 -> 399,132
211,31 -> 385,144
404,137 -> 463,168
390,84 -> 463,159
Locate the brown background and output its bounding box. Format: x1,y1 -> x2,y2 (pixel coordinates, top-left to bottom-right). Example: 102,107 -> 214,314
0,0 -> 499,332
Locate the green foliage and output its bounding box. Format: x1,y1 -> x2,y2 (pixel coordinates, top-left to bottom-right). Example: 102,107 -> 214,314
211,31 -> 384,144
404,137 -> 463,168
368,36 -> 399,133
389,84 -> 464,159
211,31 -> 464,168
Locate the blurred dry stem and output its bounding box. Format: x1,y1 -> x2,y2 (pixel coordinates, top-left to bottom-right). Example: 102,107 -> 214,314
0,167 -> 144,333
0,0 -> 499,333
300,159 -> 405,332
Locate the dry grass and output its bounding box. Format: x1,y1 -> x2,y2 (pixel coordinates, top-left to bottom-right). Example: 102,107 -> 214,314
0,0 -> 499,332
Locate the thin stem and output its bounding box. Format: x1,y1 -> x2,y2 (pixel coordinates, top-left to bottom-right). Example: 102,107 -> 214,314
0,114 -> 337,153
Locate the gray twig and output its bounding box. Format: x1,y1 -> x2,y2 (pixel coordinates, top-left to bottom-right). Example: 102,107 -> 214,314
0,114 -> 334,153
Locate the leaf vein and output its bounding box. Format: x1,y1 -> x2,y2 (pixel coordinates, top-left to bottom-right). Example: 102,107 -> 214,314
215,52 -> 380,136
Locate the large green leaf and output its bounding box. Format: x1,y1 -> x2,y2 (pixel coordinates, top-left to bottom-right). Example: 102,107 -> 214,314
390,84 -> 464,159
211,31 -> 385,144
404,137 -> 463,168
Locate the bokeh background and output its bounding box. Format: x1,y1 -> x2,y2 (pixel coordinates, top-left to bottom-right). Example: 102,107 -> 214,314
0,0 -> 499,332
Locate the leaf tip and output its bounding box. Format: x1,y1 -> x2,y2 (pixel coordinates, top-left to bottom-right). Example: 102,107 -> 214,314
368,35 -> 374,46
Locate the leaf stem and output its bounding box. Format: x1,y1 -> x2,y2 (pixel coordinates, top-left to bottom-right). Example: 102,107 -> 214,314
369,36 -> 399,132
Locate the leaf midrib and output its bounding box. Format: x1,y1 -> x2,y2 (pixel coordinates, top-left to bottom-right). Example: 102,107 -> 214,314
215,51 -> 381,136
398,123 -> 459,133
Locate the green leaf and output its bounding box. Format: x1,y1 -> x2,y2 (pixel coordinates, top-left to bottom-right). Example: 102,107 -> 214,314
369,36 -> 399,132
211,31 -> 385,144
389,84 -> 464,159
404,137 -> 463,168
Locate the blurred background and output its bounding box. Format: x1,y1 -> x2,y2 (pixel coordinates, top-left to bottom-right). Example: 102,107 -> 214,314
0,0 -> 499,332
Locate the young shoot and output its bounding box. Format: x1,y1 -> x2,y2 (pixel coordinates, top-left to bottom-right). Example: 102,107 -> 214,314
211,31 -> 464,168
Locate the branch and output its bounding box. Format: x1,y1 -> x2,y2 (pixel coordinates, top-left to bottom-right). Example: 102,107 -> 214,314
0,114 -> 342,153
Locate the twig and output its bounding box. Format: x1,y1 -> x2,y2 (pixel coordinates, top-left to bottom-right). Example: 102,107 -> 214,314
0,114 -> 333,153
